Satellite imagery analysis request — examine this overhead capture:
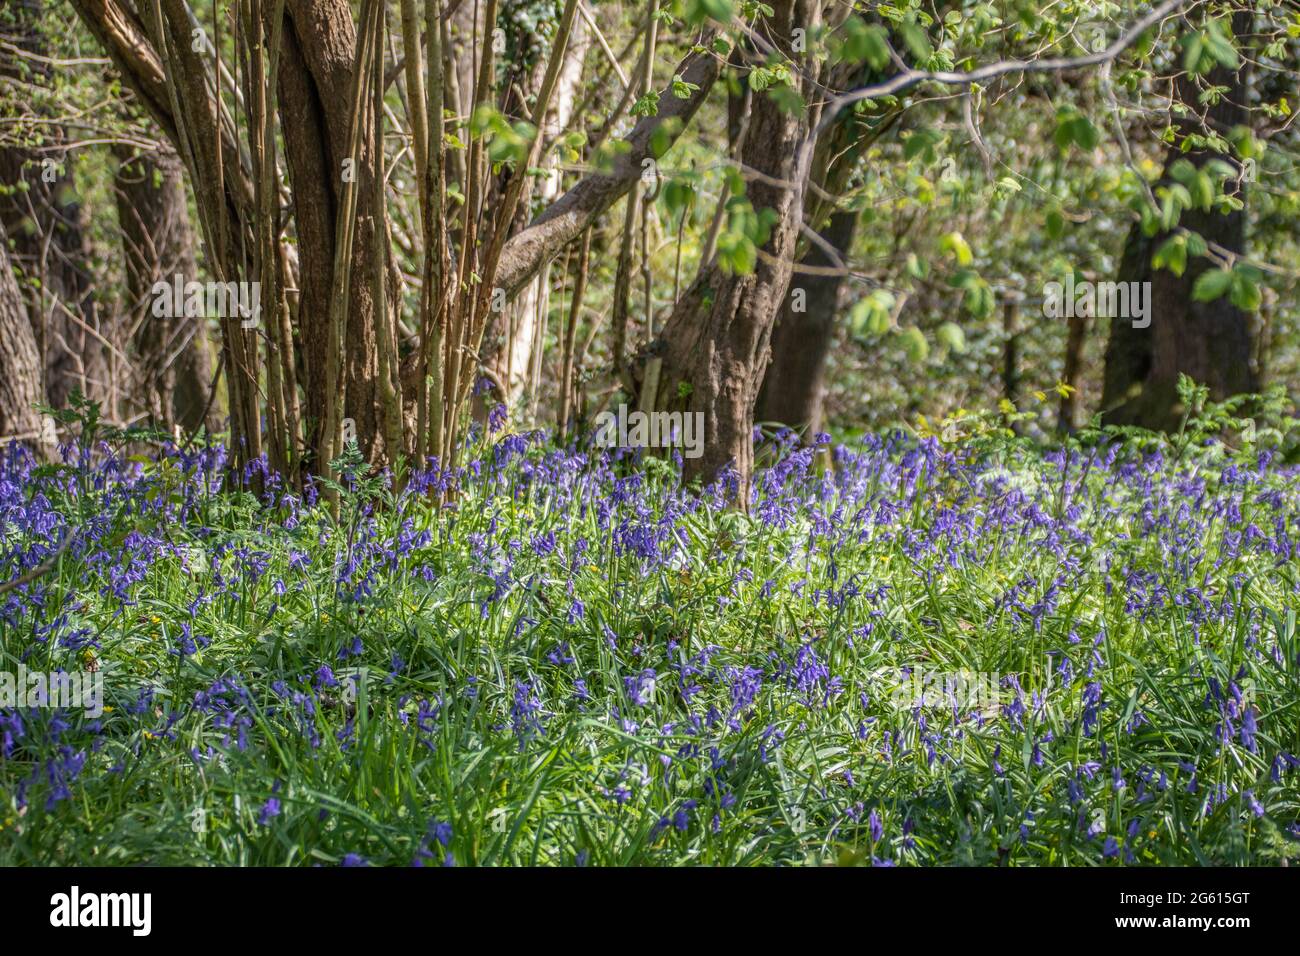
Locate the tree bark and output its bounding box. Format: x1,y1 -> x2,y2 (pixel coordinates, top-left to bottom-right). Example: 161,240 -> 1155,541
0,220 -> 52,453
113,142 -> 219,434
1058,311 -> 1087,431
755,209 -> 856,436
274,0 -> 398,463
1100,12 -> 1258,430
648,0 -> 818,502
0,0 -> 112,413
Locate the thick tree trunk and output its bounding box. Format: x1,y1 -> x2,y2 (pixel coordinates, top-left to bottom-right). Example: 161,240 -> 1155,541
113,142 -> 219,435
0,220 -> 52,452
0,0 -> 112,413
755,209 -> 856,436
275,0 -> 398,463
1101,13 -> 1258,430
650,0 -> 817,502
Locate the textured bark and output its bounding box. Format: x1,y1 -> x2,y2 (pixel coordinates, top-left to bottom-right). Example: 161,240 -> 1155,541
649,1 -> 817,501
0,220 -> 51,451
1058,311 -> 1087,431
275,0 -> 398,462
0,0 -> 111,412
113,142 -> 218,433
1002,299 -> 1020,406
66,0 -> 717,467
755,210 -> 856,436
77,0 -> 397,462
1101,12 -> 1258,430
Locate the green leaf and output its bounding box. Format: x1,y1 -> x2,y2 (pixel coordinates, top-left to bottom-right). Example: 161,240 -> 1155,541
631,92 -> 661,117
849,290 -> 895,337
898,22 -> 932,63
671,75 -> 700,99
939,231 -> 973,266
1152,236 -> 1187,277
936,321 -> 966,354
1191,267 -> 1233,302
839,18 -> 890,70
1071,115 -> 1099,151
1229,266 -> 1262,311
685,0 -> 733,26
903,128 -> 942,163
1045,208 -> 1065,240
1181,33 -> 1204,74
898,326 -> 929,362
1203,19 -> 1239,69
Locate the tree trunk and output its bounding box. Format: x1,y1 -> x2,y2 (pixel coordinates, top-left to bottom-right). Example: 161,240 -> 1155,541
113,142 -> 219,434
0,0 -> 112,414
0,220 -> 52,453
1100,12 -> 1258,430
274,0 -> 398,463
755,209 -> 856,436
650,0 -> 818,502
492,14 -> 589,412
1058,311 -> 1087,431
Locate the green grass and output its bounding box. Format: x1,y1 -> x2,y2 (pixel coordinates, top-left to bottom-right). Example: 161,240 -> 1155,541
2,422 -> 1299,866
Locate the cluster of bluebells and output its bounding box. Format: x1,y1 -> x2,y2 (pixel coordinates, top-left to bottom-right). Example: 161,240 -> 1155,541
1,424 -> 1299,865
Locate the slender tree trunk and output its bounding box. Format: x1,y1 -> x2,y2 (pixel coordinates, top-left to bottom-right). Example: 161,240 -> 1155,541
492,14 -> 588,412
1002,299 -> 1020,406
1058,311 -> 1087,431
